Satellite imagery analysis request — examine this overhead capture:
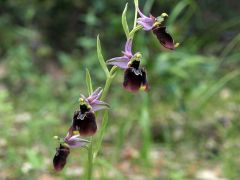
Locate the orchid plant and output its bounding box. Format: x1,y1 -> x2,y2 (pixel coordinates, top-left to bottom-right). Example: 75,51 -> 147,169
53,0 -> 178,179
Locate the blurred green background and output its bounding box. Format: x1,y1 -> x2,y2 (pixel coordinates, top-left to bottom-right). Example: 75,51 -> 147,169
0,0 -> 240,179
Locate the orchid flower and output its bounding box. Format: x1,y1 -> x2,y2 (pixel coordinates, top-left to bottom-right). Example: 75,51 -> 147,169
53,135 -> 90,171
137,8 -> 178,50
106,40 -> 149,92
68,87 -> 109,137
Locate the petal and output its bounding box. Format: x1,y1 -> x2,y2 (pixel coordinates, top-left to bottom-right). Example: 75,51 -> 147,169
64,126 -> 74,141
106,56 -> 129,69
137,19 -> 154,31
90,100 -> 110,112
87,87 -> 103,103
72,111 -> 97,137
137,17 -> 154,24
152,26 -> 175,50
137,7 -> 148,19
66,135 -> 90,148
53,145 -> 70,171
123,67 -> 149,92
124,39 -> 133,56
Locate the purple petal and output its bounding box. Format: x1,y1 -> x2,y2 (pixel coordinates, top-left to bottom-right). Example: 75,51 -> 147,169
137,19 -> 154,31
124,39 -> 133,56
137,7 -> 148,19
122,52 -> 132,59
66,135 -> 90,148
106,56 -> 129,69
90,100 -> 109,112
90,87 -> 102,99
138,17 -> 154,24
87,87 -> 103,103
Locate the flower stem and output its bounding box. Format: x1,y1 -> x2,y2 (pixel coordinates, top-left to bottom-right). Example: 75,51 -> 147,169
86,66 -> 117,180
87,137 -> 93,180
100,77 -> 112,101
133,0 -> 139,29
129,25 -> 143,38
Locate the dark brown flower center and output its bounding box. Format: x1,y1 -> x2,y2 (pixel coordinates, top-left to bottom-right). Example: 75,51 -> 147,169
130,60 -> 140,69
80,104 -> 90,114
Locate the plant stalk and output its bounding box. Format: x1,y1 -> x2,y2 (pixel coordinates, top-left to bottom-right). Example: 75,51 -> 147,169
86,67 -> 116,180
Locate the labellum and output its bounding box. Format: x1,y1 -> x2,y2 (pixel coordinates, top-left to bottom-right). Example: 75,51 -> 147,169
152,26 -> 175,50
123,59 -> 148,92
53,144 -> 70,171
72,110 -> 97,136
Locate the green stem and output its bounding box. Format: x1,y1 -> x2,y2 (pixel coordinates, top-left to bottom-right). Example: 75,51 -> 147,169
100,77 -> 112,101
129,25 -> 143,38
133,0 -> 139,29
87,137 -> 93,180
86,66 -> 117,180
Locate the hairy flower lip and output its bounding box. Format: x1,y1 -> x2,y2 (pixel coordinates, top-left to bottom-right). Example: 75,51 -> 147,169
152,26 -> 175,50
71,110 -> 97,137
53,144 -> 70,171
123,67 -> 149,92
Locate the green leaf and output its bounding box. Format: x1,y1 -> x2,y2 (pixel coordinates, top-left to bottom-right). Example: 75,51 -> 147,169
94,110 -> 109,159
122,3 -> 130,38
85,68 -> 93,96
97,35 -> 110,77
